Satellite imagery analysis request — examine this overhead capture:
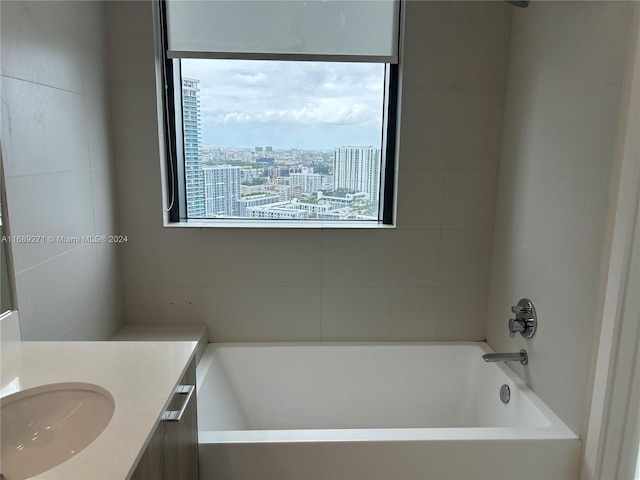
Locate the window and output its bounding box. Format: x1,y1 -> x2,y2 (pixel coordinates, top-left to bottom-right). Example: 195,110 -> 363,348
160,0 -> 400,225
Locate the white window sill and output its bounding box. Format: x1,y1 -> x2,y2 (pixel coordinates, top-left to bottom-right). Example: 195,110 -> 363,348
164,219 -> 396,229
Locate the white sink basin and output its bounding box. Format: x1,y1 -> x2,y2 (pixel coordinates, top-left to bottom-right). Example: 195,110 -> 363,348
1,382 -> 115,480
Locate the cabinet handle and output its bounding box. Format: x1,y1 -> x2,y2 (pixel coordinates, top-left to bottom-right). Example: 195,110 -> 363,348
162,385 -> 194,422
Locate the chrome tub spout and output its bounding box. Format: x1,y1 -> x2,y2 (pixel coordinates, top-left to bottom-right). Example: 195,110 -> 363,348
482,349 -> 528,365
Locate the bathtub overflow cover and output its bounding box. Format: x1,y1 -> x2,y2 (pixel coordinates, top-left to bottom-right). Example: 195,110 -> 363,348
500,384 -> 511,404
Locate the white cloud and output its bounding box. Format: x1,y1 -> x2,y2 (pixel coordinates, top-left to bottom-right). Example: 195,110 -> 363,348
181,59 -> 385,148
215,97 -> 377,126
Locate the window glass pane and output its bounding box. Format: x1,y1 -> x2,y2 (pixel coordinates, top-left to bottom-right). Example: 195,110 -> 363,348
181,59 -> 386,221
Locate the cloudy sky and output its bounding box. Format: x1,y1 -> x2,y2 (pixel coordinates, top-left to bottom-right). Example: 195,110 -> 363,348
181,59 -> 386,150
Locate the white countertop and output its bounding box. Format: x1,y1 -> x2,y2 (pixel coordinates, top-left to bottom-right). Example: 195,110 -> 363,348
0,341 -> 197,480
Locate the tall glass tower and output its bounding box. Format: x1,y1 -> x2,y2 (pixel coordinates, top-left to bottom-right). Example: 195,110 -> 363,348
333,146 -> 381,205
182,78 -> 205,217
204,165 -> 241,217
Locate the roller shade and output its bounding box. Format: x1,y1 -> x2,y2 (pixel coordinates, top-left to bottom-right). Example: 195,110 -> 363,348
165,0 -> 400,63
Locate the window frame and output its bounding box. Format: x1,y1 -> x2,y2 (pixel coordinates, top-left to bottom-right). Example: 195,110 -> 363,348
158,0 -> 400,227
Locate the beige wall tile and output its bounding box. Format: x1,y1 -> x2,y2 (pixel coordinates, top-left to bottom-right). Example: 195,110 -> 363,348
203,286 -> 322,341
15,245 -> 100,340
486,1 -> 634,434
0,1 -> 87,93
124,285 -> 205,325
397,88 -> 450,171
321,286 -> 438,341
91,168 -> 119,237
322,230 -> 440,287
436,287 -> 488,341
1,77 -> 91,178
202,229 -> 322,287
1,1 -> 124,340
6,170 -> 97,273
439,229 -> 493,287
122,228 -> 203,287
442,171 -> 498,230
395,170 -> 444,229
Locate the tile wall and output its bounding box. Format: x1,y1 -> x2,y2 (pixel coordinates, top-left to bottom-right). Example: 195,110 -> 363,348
486,1 -> 637,434
107,1 -> 512,342
0,1 -> 124,340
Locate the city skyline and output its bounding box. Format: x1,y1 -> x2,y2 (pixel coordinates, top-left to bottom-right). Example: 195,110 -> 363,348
192,145 -> 382,220
180,76 -> 383,221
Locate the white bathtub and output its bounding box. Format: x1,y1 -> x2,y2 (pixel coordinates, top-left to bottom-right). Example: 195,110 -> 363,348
196,342 -> 579,480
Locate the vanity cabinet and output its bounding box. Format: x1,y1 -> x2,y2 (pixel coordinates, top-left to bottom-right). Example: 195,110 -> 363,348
131,357 -> 198,480
130,420 -> 165,479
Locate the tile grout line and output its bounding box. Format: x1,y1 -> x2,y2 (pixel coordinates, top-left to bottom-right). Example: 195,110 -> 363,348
1,73 -> 84,96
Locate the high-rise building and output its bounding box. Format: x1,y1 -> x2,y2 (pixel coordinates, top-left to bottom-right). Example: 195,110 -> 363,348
333,146 -> 381,204
182,78 -> 205,217
204,165 -> 241,217
289,173 -> 323,194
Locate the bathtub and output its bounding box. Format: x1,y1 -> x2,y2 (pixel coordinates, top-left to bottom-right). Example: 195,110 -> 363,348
196,342 -> 579,480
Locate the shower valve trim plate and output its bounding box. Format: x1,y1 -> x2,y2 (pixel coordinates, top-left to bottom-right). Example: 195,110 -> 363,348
509,298 -> 537,339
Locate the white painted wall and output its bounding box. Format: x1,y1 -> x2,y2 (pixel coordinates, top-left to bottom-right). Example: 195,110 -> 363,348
107,1 -> 511,342
0,1 -> 124,340
486,1 -> 637,434
582,9 -> 640,477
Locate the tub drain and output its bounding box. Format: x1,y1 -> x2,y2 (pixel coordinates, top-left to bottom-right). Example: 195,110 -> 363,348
500,384 -> 511,404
